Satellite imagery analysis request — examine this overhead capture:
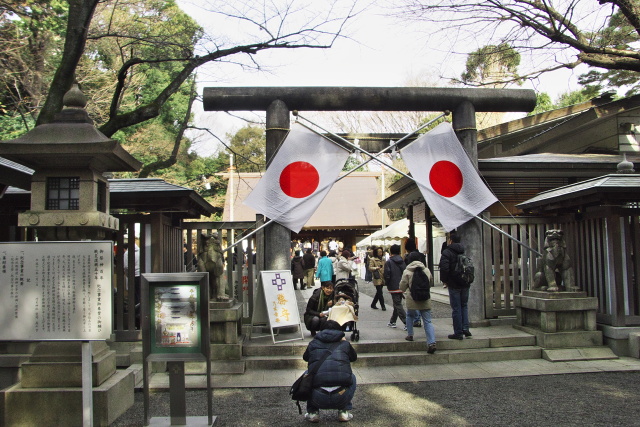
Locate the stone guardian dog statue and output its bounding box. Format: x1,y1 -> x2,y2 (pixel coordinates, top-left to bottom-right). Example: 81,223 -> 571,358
197,232 -> 229,301
533,229 -> 577,292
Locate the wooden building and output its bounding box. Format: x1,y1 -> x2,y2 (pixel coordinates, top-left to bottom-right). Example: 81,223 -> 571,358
379,93 -> 640,354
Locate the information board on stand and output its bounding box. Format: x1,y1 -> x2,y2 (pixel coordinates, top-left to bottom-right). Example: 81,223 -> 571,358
255,270 -> 304,343
0,241 -> 113,341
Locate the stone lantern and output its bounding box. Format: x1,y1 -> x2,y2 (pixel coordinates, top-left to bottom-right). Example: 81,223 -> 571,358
0,84 -> 141,240
0,85 -> 142,426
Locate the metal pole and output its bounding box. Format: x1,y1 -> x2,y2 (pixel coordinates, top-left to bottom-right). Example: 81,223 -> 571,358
81,341 -> 93,427
220,115 -> 446,253
297,112 -> 542,257
475,214 -> 542,257
295,112 -> 446,181
222,219 -> 274,253
224,112 -> 542,258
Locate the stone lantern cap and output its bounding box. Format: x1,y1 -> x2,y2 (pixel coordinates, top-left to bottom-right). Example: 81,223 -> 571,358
0,85 -> 141,173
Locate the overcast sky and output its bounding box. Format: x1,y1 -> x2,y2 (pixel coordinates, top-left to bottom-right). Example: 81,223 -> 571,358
176,0 -> 584,156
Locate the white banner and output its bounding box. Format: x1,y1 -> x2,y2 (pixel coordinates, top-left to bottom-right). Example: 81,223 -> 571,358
0,241 -> 113,340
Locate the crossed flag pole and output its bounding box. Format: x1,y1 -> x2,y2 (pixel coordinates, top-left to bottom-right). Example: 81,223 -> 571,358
223,112 -> 541,257
221,112 -> 446,253
294,113 -> 542,257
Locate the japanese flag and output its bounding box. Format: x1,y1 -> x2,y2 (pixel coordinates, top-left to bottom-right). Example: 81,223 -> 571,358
401,122 -> 497,231
243,123 -> 350,233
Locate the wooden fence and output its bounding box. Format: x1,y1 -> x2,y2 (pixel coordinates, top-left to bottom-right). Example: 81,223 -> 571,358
112,216 -> 258,341
484,209 -> 640,326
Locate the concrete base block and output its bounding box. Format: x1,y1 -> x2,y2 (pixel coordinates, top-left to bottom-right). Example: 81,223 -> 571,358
210,343 -> 243,361
542,347 -> 618,362
183,360 -> 245,375
629,332 -> 640,359
598,325 -> 640,357
0,355 -> 32,391
109,341 -> 143,367
1,369 -> 134,427
513,325 -> 602,348
210,303 -> 243,345
20,347 -> 116,388
148,415 -> 215,426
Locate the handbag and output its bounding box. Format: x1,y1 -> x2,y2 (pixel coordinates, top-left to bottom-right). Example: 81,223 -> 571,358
290,342 -> 340,413
372,269 -> 381,280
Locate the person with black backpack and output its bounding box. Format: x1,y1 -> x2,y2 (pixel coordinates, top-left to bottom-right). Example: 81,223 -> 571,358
439,231 -> 473,340
383,244 -> 407,329
400,251 -> 437,354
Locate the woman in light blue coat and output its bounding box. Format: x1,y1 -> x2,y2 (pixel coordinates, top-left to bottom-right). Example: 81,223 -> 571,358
315,250 -> 334,284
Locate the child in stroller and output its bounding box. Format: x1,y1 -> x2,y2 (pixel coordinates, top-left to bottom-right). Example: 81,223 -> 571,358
327,278 -> 360,341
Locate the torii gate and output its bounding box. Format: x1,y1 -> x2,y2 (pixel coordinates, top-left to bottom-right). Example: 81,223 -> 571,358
203,86 -> 536,324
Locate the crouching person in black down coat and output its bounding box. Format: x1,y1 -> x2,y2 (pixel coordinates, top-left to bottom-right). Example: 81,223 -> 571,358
302,320 -> 357,423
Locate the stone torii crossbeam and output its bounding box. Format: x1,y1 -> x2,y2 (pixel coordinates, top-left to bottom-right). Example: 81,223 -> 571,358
203,86 -> 536,323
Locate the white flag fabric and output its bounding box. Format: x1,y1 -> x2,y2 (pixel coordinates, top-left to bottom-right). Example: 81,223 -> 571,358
243,123 -> 350,233
401,122 -> 497,231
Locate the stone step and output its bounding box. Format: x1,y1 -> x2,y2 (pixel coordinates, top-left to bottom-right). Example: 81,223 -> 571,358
542,347 -> 618,362
243,335 -> 536,357
244,346 -> 542,370
126,363 -> 144,388
183,360 -> 246,375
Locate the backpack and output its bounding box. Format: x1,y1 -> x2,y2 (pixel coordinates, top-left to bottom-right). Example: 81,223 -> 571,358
410,267 -> 431,301
453,254 -> 474,285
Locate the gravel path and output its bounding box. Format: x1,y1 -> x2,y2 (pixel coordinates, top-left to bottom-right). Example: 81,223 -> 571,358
112,371 -> 640,426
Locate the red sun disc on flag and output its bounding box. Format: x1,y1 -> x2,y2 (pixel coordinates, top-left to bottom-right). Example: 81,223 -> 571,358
429,160 -> 463,197
279,161 -> 320,198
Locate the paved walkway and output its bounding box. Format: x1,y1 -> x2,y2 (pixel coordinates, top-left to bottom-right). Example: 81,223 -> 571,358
148,280 -> 640,389
121,281 -> 640,426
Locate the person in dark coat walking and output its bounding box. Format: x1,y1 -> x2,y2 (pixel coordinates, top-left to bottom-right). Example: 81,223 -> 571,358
384,244 -> 406,329
291,251 -> 305,290
303,248 -> 316,289
302,320 -> 357,423
439,232 -> 472,340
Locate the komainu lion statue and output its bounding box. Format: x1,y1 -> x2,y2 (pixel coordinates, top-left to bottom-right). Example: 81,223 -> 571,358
533,229 -> 577,292
197,232 -> 229,301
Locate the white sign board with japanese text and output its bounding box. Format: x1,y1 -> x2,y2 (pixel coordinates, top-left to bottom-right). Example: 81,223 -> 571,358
258,270 -> 303,343
0,241 -> 113,341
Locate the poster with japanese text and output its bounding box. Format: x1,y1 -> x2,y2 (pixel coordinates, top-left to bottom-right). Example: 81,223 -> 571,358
259,270 -> 301,329
152,285 -> 199,349
0,241 -> 112,341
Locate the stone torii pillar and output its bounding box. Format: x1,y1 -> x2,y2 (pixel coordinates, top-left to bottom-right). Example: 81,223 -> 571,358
203,86 -> 536,324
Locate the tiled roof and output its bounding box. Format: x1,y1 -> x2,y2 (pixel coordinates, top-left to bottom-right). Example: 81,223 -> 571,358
222,172 -> 388,229
517,174 -> 640,210
0,156 -> 34,174
109,178 -> 193,193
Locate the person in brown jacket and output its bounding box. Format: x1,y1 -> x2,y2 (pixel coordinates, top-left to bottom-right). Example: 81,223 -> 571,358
400,251 -> 437,354
368,246 -> 386,310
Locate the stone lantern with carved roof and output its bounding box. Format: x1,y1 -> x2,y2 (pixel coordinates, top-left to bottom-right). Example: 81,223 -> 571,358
0,84 -> 141,240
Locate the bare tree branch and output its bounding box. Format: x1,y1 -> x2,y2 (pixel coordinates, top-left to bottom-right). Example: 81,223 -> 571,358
394,0 -> 640,87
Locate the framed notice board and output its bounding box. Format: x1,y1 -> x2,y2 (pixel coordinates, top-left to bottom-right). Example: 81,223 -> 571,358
141,273 -> 209,361
141,273 -> 213,425
0,241 -> 112,341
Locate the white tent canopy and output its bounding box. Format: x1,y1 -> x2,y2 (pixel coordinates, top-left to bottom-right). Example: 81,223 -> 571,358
356,219 -> 427,248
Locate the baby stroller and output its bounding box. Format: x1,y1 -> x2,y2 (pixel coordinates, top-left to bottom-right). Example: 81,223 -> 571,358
331,278 -> 360,341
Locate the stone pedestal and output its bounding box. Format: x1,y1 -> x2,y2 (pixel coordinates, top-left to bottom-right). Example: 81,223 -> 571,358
514,290 -> 603,348
209,301 -> 245,373
0,341 -> 134,426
